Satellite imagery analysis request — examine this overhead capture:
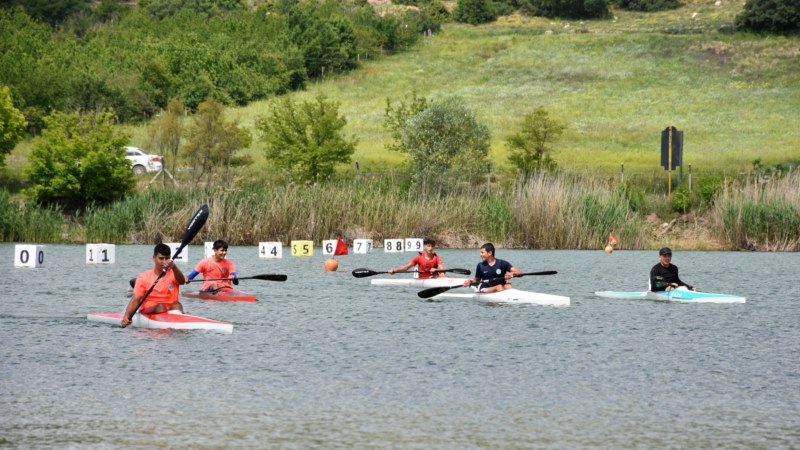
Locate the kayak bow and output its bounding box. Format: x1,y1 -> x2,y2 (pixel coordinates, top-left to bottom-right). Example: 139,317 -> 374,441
87,311 -> 233,333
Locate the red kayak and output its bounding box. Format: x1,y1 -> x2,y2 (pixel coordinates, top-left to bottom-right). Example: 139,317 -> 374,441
182,288 -> 257,302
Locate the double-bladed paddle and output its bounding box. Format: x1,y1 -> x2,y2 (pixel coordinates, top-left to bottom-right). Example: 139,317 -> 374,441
131,274 -> 287,287
352,268 -> 471,278
186,274 -> 288,282
124,204 -> 209,324
417,270 -> 558,299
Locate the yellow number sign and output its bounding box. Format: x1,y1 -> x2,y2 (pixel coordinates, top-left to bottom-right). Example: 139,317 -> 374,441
290,240 -> 314,257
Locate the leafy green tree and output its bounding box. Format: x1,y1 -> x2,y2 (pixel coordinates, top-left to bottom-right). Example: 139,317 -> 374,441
0,85 -> 27,167
454,0 -> 497,25
280,2 -> 359,79
396,96 -> 491,189
24,110 -> 134,208
142,0 -> 245,20
256,95 -> 357,183
384,91 -> 429,154
182,97 -> 252,186
0,0 -> 91,26
148,97 -> 185,174
735,0 -> 800,35
506,107 -> 565,177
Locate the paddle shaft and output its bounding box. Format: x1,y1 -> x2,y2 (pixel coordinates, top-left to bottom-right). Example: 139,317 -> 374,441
187,274 -> 288,282
417,270 -> 558,299
125,205 -> 209,322
352,268 -> 470,278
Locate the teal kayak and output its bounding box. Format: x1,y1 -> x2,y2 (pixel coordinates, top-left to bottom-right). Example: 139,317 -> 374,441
595,287 -> 745,303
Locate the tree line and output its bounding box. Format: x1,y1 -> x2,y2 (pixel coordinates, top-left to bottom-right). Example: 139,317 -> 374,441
0,0 -> 441,131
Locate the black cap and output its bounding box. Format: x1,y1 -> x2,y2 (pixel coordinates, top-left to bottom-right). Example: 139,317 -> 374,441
659,247 -> 672,256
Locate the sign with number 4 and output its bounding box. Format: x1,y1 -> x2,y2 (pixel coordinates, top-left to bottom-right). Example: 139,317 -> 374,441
259,242 -> 282,259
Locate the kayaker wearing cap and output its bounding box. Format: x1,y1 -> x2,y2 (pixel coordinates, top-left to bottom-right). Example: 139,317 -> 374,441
649,247 -> 696,292
465,242 -> 522,293
121,243 -> 186,327
186,239 -> 238,292
388,238 -> 445,279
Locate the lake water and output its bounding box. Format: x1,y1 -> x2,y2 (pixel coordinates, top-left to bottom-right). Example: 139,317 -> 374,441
1,244 -> 798,448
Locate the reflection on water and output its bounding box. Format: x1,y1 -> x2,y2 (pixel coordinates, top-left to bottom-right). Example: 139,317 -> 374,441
1,244 -> 798,448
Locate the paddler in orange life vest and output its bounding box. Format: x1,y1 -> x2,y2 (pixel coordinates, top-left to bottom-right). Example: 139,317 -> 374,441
121,243 -> 186,328
186,239 -> 239,292
388,238 -> 445,279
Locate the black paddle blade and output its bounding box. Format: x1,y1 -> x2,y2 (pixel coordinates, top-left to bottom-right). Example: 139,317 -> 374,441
352,268 -> 378,278
173,204 -> 209,260
445,268 -> 471,275
516,270 -> 558,277
251,274 -> 288,282
418,284 -> 464,299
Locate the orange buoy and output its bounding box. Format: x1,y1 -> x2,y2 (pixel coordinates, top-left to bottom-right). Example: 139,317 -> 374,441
604,245 -> 614,254
324,258 -> 339,272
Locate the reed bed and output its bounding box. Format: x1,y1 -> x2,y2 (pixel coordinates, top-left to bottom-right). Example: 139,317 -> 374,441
510,174 -> 646,249
73,174 -> 649,249
713,171 -> 800,251
10,172 -> 800,250
0,190 -> 64,242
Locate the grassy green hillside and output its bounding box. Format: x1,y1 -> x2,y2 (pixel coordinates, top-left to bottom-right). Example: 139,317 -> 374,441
23,0 -> 800,187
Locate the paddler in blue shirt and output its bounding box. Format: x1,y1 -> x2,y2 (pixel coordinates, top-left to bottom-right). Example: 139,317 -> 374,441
649,247 -> 696,292
464,242 -> 522,293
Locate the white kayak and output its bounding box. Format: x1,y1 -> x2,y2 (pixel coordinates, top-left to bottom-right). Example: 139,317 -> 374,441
594,287 -> 745,304
87,310 -> 234,333
371,277 -> 468,288
433,288 -> 570,306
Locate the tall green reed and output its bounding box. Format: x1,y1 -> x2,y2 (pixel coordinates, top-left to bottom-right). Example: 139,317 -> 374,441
714,171 -> 800,251
12,174 -> 653,249
511,173 -> 646,249
0,190 -> 64,242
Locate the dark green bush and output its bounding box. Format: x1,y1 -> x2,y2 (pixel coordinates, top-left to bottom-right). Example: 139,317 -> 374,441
531,0 -> 610,19
671,185 -> 692,213
698,174 -> 724,206
735,0 -> 800,35
454,0 -> 497,25
614,0 -> 680,12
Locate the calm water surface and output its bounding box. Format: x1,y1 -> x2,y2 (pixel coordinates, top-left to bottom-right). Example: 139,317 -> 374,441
1,244 -> 798,448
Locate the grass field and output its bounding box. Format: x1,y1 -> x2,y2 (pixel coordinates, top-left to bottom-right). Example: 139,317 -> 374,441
185,1 -> 799,183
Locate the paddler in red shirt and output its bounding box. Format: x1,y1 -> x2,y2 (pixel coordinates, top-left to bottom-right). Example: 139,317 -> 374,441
186,239 -> 238,292
121,243 -> 186,328
388,238 -> 445,279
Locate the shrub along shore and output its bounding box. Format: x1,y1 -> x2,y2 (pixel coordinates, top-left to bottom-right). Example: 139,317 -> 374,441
2,171 -> 797,251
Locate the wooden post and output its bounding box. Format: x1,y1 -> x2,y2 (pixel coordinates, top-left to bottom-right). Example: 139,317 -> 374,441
621,163 -> 624,183
668,127 -> 673,195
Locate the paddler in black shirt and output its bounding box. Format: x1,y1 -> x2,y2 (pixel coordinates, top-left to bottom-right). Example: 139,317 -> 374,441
649,247 -> 697,292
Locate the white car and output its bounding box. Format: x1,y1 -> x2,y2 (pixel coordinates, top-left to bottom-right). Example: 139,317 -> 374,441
124,146 -> 163,175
